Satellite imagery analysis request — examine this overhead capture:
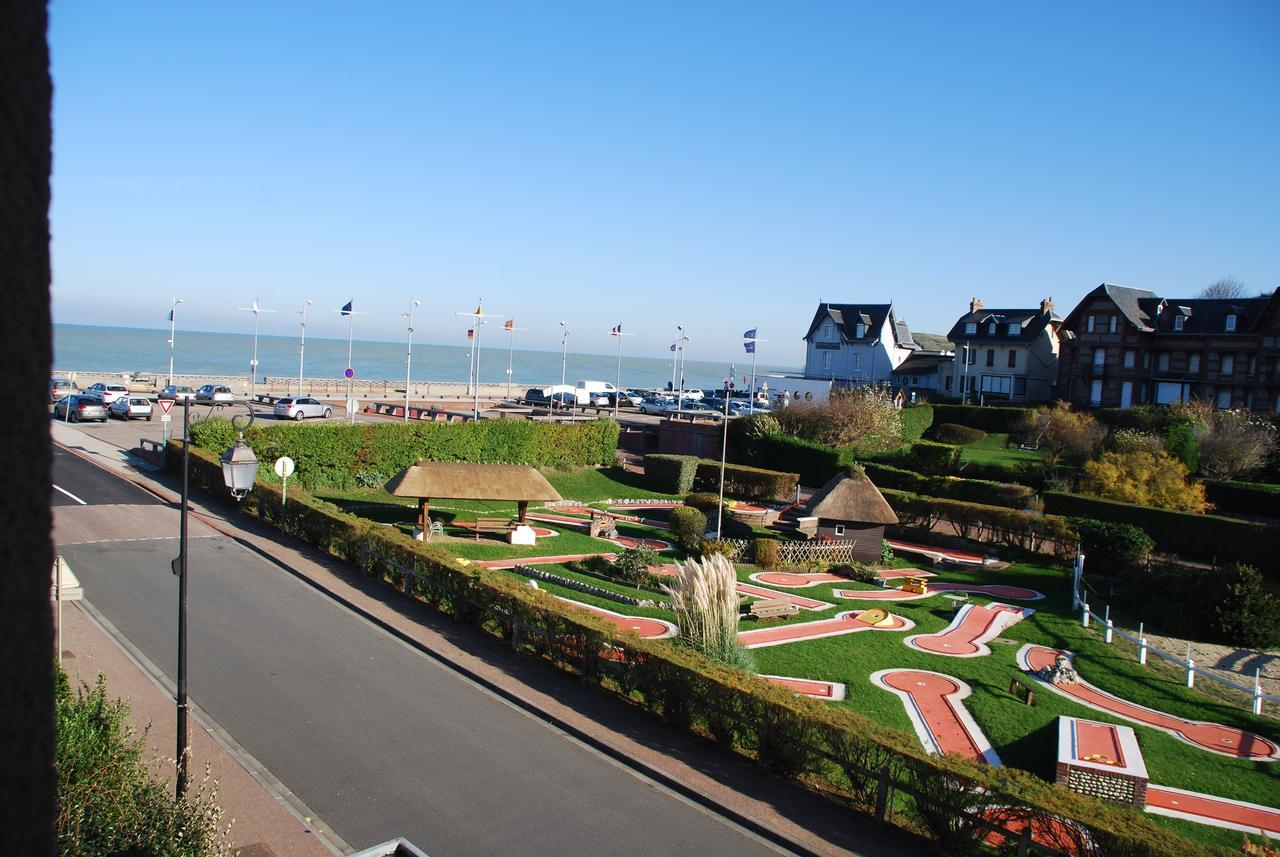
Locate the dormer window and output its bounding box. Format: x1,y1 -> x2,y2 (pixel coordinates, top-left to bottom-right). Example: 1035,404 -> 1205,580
1225,314 -> 1237,332
987,322 -> 996,336
1007,322 -> 1021,335
1174,315 -> 1184,332
855,323 -> 866,338
964,322 -> 977,335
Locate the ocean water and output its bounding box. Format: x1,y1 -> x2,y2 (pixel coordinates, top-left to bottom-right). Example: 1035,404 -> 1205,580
53,324 -> 798,392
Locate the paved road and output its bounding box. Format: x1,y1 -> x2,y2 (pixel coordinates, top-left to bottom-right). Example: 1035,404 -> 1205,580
52,444 -> 160,507
54,452 -> 787,857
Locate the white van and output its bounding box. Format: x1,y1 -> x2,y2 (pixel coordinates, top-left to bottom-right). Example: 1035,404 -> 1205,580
574,380 -> 617,405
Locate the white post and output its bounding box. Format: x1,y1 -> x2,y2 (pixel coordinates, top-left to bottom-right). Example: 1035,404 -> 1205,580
1253,669 -> 1264,716
1072,552 -> 1084,611
55,555 -> 62,665
1104,605 -> 1113,643
670,325 -> 680,393
614,327 -> 622,419
168,298 -> 183,387
1081,601 -> 1090,628
716,389 -> 730,535
297,298 -> 311,396
1186,643 -> 1195,688
559,321 -> 570,412
404,298 -> 420,422
1137,622 -> 1147,665
346,310 -> 354,417
239,299 -> 277,404
473,319 -> 483,420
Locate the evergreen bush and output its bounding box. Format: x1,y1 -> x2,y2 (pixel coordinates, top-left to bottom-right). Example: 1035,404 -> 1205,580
1068,517 -> 1154,575
668,505 -> 708,552
932,423 -> 986,445
644,454 -> 700,494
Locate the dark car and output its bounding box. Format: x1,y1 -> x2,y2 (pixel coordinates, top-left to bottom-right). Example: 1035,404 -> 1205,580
522,387 -> 550,405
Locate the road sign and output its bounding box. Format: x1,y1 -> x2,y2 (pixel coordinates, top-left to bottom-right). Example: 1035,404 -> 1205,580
157,399 -> 173,415
274,456 -> 295,479
161,414 -> 172,423
344,367 -> 355,379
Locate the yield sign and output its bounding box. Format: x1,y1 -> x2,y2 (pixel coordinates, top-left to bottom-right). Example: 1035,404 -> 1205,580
157,399 -> 174,415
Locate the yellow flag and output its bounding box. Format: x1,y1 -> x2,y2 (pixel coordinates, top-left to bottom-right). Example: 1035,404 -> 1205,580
475,299 -> 483,315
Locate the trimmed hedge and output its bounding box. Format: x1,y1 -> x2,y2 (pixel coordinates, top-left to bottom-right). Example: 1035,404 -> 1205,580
1068,517 -> 1154,576
881,489 -> 1076,558
901,440 -> 960,476
669,506 -> 708,551
932,423 -> 986,445
1043,491 -> 1280,573
748,433 -> 855,487
930,404 -> 1034,434
189,417 -> 621,489
862,462 -> 1033,509
173,441 -> 1212,857
898,405 -> 934,443
1203,479 -> 1280,519
645,454 -> 700,494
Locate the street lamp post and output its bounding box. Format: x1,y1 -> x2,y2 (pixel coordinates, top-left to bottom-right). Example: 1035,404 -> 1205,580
558,321 -> 570,412
237,299 -> 277,404
503,320 -> 524,400
609,324 -> 633,418
167,298 -> 183,388
456,302 -> 500,420
175,401 -> 258,799
332,300 -> 371,423
296,299 -> 312,397
404,298 -> 421,422
676,327 -> 689,405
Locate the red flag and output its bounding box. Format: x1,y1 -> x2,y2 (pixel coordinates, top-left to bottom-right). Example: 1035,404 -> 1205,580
466,329 -> 474,340
504,319 -> 513,330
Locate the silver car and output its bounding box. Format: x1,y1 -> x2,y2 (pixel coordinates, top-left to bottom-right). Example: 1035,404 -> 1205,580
84,382 -> 129,404
157,384 -> 197,401
637,397 -> 667,415
195,384 -> 235,403
53,395 -> 107,423
108,396 -> 154,421
273,397 -> 332,420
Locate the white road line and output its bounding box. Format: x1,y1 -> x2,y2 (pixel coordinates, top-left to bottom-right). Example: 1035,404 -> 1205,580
53,484 -> 87,505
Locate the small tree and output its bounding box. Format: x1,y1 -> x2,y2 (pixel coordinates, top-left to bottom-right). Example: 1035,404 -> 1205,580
773,386 -> 902,452
1081,449 -> 1207,512
1037,402 -> 1107,468
668,505 -> 708,553
662,553 -> 754,669
1198,275 -> 1246,299
1197,409 -> 1279,480
1212,563 -> 1280,650
613,545 -> 660,588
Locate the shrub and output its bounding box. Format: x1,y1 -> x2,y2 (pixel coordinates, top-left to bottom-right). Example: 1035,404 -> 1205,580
747,433 -> 854,487
668,505 -> 708,552
882,488 -> 1077,558
754,538 -> 781,568
1042,491 -> 1280,573
1198,409 -> 1279,480
1081,450 -> 1206,512
932,423 -> 986,445
684,492 -> 722,514
662,553 -> 754,669
1108,429 -> 1165,456
1164,406 -> 1206,472
56,669 -> 230,856
613,545 -> 660,586
774,386 -> 902,452
898,404 -> 934,443
1037,402 -> 1107,468
700,539 -> 737,558
862,462 -> 1033,509
929,404 -> 1033,434
1213,563 -> 1280,650
1202,479 -> 1280,518
881,539 -> 895,565
644,454 -> 699,494
903,441 -> 960,476
692,460 -> 798,502
739,413 -> 781,460
1068,518 -> 1154,575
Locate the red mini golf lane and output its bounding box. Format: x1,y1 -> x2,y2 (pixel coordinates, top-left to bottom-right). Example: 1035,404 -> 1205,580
759,675 -> 846,701
553,597 -> 678,639
871,670 -> 1001,765
749,568 -> 939,589
473,553 -> 616,570
906,603 -> 1034,658
736,610 -> 914,649
833,582 -> 1044,602
456,521 -> 559,538
1018,645 -> 1280,762
887,539 -> 987,565
1146,786 -> 1280,837
650,566 -> 834,611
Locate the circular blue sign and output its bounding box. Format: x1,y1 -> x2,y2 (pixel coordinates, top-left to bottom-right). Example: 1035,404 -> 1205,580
344,367 -> 355,379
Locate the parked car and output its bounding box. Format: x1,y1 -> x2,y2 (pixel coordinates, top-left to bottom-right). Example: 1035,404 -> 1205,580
637,397 -> 667,415
195,384 -> 235,403
49,378 -> 77,402
53,394 -> 107,422
549,391 -> 577,409
108,396 -> 154,421
273,397 -> 333,420
664,400 -> 723,419
156,384 -> 197,401
521,387 -> 550,405
84,382 -> 129,405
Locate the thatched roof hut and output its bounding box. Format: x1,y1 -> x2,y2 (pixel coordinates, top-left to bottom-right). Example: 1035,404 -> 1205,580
385,462 -> 562,525
804,468 -> 898,561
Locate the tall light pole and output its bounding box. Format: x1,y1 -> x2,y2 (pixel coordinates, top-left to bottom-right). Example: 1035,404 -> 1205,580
332,300 -> 371,422
743,328 -> 768,415
296,298 -> 312,397
237,299 -> 277,404
676,327 -> 689,405
716,378 -> 732,535
609,323 -> 633,418
670,325 -> 682,393
167,298 -> 183,388
404,298 -> 421,421
559,321 -> 571,412
456,301 -> 500,420
503,319 -> 525,400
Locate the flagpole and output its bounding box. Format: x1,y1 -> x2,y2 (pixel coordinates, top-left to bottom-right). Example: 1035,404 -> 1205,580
297,299 -> 311,397
504,322 -> 524,401
456,302 -> 500,421
404,298 -> 420,422
474,320 -> 483,420
671,325 -> 680,393
742,329 -> 768,415
237,299 -> 277,405
168,297 -> 183,388
331,301 -> 371,424
610,325 -> 633,418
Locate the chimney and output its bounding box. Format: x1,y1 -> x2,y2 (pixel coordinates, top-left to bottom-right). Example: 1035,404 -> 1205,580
969,297 -> 983,314
1040,297 -> 1054,315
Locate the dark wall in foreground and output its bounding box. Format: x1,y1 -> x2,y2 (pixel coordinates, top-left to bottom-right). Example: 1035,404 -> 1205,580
0,0 -> 55,850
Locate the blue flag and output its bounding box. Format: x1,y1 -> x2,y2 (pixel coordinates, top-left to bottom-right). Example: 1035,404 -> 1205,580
341,300 -> 353,316
743,328 -> 756,339
670,343 -> 677,352
744,340 -> 756,354
168,309 -> 174,321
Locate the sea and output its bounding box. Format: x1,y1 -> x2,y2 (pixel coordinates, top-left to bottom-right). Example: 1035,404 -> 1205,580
53,324 -> 799,392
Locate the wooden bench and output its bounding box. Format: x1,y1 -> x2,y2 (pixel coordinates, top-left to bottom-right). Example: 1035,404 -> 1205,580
474,517 -> 513,541
1008,671 -> 1037,706
749,598 -> 799,620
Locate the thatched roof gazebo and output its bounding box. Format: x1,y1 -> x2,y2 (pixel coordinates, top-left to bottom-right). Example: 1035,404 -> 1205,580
804,468 -> 898,562
385,462 -> 562,529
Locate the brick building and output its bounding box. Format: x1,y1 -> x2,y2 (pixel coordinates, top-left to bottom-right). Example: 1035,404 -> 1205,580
1057,283 -> 1280,410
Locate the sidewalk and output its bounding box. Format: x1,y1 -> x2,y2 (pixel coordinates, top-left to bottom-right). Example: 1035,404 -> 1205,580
51,419 -> 929,857
58,602 -> 337,857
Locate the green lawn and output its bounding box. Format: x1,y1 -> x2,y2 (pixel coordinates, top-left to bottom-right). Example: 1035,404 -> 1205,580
956,432 -> 1045,469
544,466 -> 679,503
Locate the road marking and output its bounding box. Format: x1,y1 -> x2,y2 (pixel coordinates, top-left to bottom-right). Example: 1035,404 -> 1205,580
53,484 -> 87,505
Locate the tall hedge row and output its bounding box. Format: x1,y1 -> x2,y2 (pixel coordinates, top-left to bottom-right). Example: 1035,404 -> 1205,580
644,454 -> 799,501
750,434 -> 855,487
1202,479 -> 1280,519
863,462 -> 1033,509
929,404 -> 1033,434
1043,491 -> 1280,574
644,454 -> 700,494
898,405 -> 934,443
173,442 -> 1212,857
188,417 -> 621,489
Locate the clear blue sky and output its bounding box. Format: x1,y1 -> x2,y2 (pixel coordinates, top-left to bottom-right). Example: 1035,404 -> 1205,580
48,1 -> 1279,364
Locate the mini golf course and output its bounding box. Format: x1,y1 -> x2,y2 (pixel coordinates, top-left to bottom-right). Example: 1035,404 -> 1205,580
831,582 -> 1045,601
871,669 -> 1001,765
737,609 -> 914,649
905,603 -> 1035,658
